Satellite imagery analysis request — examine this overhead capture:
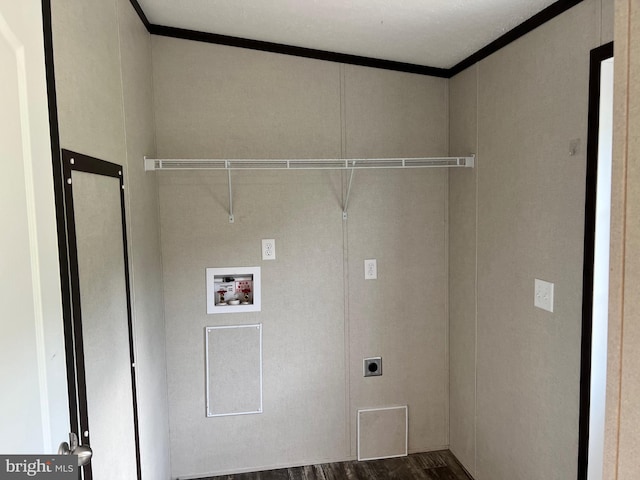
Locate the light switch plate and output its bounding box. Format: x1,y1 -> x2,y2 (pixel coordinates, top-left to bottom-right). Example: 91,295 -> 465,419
534,279 -> 554,312
364,259 -> 377,280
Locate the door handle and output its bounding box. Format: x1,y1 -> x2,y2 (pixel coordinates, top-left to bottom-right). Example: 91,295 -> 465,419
58,432 -> 93,467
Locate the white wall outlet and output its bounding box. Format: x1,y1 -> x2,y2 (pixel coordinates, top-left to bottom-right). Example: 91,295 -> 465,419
364,259 -> 377,280
534,278 -> 554,312
262,239 -> 276,260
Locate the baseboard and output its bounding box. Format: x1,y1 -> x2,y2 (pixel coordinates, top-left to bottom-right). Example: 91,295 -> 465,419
176,454 -> 358,479
408,444 -> 449,455
177,445 -> 457,479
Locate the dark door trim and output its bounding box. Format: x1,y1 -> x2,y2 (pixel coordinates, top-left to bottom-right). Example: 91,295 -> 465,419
41,0 -> 82,443
61,149 -> 142,480
577,40 -> 614,480
42,3 -> 141,476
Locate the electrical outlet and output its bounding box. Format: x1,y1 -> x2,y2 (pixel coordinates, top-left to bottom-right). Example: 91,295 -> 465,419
262,239 -> 276,260
364,259 -> 377,280
534,278 -> 554,312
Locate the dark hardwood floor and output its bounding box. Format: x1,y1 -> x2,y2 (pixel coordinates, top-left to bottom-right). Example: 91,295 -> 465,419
198,450 -> 472,480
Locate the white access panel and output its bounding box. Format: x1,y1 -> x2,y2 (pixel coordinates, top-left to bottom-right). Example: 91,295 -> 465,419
357,406 -> 408,461
205,324 -> 263,417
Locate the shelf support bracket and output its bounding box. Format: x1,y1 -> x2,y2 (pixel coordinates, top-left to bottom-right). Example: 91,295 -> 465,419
342,163 -> 356,220
227,166 -> 234,223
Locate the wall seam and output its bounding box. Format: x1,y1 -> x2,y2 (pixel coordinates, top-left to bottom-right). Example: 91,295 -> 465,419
447,70 -> 452,455
114,0 -> 139,396
598,0 -> 603,46
474,62 -> 480,478
339,63 -> 352,459
146,23 -> 173,480
150,38 -> 174,480
114,0 -> 145,477
444,77 -> 451,448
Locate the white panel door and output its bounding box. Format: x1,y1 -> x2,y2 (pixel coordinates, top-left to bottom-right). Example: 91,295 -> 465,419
0,0 -> 69,454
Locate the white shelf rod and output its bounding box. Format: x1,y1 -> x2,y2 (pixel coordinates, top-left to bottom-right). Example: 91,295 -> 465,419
144,156 -> 475,223
144,156 -> 475,172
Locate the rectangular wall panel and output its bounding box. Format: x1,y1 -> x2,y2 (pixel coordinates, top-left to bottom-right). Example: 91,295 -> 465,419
206,324 -> 262,417
357,406 -> 408,461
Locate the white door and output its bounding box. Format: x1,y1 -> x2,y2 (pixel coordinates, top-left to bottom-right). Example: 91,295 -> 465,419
0,0 -> 69,454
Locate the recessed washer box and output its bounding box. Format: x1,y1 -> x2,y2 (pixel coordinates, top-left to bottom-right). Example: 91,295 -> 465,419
206,267 -> 261,314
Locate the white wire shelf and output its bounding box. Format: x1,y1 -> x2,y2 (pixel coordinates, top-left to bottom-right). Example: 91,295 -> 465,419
144,156 -> 475,171
144,155 -> 475,222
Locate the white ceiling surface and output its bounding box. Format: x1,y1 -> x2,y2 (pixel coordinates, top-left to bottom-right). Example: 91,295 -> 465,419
137,0 -> 559,69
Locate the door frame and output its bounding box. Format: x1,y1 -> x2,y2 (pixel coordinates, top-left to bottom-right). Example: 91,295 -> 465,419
41,0 -> 77,448
42,2 -> 141,477
577,40 -> 614,480
61,149 -> 142,480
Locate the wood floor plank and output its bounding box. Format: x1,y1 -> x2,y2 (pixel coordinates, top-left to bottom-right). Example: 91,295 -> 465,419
260,468 -> 289,480
304,464 -> 327,480
340,462 -> 360,480
439,451 -> 473,479
412,452 -> 448,469
200,450 -> 473,480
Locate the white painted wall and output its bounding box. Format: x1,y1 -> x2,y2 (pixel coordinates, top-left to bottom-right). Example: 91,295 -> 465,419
41,1 -> 622,478
588,56 -> 613,480
448,63 -> 478,474
50,1 -> 171,478
151,37 -> 450,479
448,0 -> 614,479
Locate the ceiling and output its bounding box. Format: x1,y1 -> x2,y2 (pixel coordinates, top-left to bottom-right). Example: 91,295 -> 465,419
136,0 -> 560,70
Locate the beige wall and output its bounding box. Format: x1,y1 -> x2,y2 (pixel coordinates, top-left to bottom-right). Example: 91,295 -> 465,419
51,1 -> 171,478
448,0 -> 613,478
448,64 -> 478,475
47,1 -> 627,478
604,1 -> 640,479
152,37 -> 449,478
343,66 -> 449,457
116,2 -> 171,478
